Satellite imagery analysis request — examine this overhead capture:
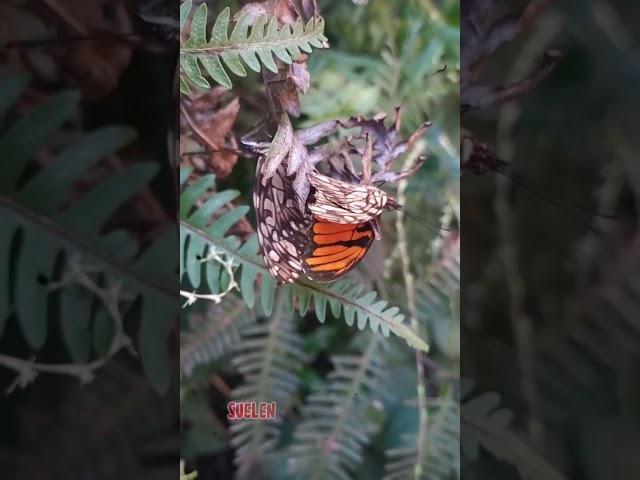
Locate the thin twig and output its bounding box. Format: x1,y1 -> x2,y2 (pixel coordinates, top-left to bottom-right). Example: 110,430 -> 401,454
495,10 -> 562,443
1,256 -> 134,394
395,142 -> 430,479
180,247 -> 238,307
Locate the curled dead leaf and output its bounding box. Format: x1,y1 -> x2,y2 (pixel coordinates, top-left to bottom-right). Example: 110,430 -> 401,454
461,0 -> 559,111
253,109 -> 429,209
34,0 -> 134,98
180,88 -> 241,178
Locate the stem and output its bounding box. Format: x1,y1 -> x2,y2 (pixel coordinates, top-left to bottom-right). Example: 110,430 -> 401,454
395,146 -> 429,479
0,259 -> 133,394
495,11 -> 562,443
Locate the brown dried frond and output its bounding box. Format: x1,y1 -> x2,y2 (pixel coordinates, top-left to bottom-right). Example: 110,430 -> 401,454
180,88 -> 241,178
461,0 -> 559,112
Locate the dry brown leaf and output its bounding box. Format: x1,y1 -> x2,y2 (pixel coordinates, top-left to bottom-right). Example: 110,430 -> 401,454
236,0 -> 318,23
266,55 -> 310,117
253,109 -> 428,209
31,0 -> 133,98
460,129 -> 507,174
340,107 -> 430,180
180,88 -> 241,178
461,0 -> 558,111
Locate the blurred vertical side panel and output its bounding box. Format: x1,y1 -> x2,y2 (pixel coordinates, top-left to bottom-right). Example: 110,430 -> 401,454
0,0 -> 179,478
461,0 -> 640,478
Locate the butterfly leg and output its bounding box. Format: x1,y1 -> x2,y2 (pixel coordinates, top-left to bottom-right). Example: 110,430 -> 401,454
370,217 -> 382,241
361,133 -> 373,185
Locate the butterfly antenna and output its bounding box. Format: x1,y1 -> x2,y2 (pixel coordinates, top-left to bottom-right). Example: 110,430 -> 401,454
5,33 -> 141,49
507,171 -> 618,219
181,147 -> 254,158
389,202 -> 451,234
497,169 -> 608,237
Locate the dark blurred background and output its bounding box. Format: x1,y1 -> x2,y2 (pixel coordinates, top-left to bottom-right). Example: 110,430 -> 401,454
0,1 -> 179,478
462,1 -> 640,479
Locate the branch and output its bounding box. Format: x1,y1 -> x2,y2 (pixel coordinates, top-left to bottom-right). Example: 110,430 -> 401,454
395,141 -> 430,479
180,246 -> 238,306
1,255 -> 135,394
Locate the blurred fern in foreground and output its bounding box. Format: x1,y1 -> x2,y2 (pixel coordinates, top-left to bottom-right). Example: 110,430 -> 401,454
0,75 -> 175,393
180,2 -> 328,93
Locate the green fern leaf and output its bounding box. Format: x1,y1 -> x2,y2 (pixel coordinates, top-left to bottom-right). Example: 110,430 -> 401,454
461,383 -> 568,480
180,294 -> 255,377
0,75 -> 176,393
0,73 -> 29,118
0,90 -> 79,191
416,241 -> 460,357
287,335 -> 386,479
230,293 -> 307,479
59,283 -> 93,363
180,3 -> 329,93
179,173 -> 429,352
384,393 -> 460,480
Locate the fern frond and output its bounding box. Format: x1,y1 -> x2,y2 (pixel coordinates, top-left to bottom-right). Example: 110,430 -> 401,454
0,75 -> 176,393
287,334 -> 386,480
230,292 -> 307,479
384,393 -> 459,480
179,172 -> 429,352
461,383 -> 567,480
416,235 -> 460,356
180,2 -> 329,92
180,294 -> 255,377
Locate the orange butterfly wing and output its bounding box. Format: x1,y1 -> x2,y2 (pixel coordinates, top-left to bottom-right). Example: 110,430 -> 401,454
303,219 -> 375,282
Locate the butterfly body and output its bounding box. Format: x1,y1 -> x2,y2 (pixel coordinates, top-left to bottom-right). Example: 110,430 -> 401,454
307,171 -> 397,228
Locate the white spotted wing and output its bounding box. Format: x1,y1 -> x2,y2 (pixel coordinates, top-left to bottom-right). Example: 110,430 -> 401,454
253,156 -> 311,283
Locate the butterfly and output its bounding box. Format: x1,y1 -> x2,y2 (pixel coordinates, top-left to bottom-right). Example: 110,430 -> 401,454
302,219 -> 376,282
253,161 -> 397,283
253,163 -> 387,284
251,118 -> 440,284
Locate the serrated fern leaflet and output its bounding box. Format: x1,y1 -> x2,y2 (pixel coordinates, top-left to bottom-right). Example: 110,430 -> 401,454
180,2 -> 329,92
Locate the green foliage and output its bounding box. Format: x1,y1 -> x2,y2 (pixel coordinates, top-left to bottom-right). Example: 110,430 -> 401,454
0,74 -> 175,393
288,335 -> 386,479
180,294 -> 255,377
230,294 -> 307,478
416,245 -> 460,358
179,170 -> 429,352
182,387 -> 228,458
180,2 -> 329,93
460,384 -> 567,480
303,0 -> 459,135
179,1 -> 460,479
384,393 -> 460,480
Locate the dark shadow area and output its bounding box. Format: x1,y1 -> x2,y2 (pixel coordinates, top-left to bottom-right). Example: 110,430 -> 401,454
461,1 -> 640,478
0,1 -> 179,478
